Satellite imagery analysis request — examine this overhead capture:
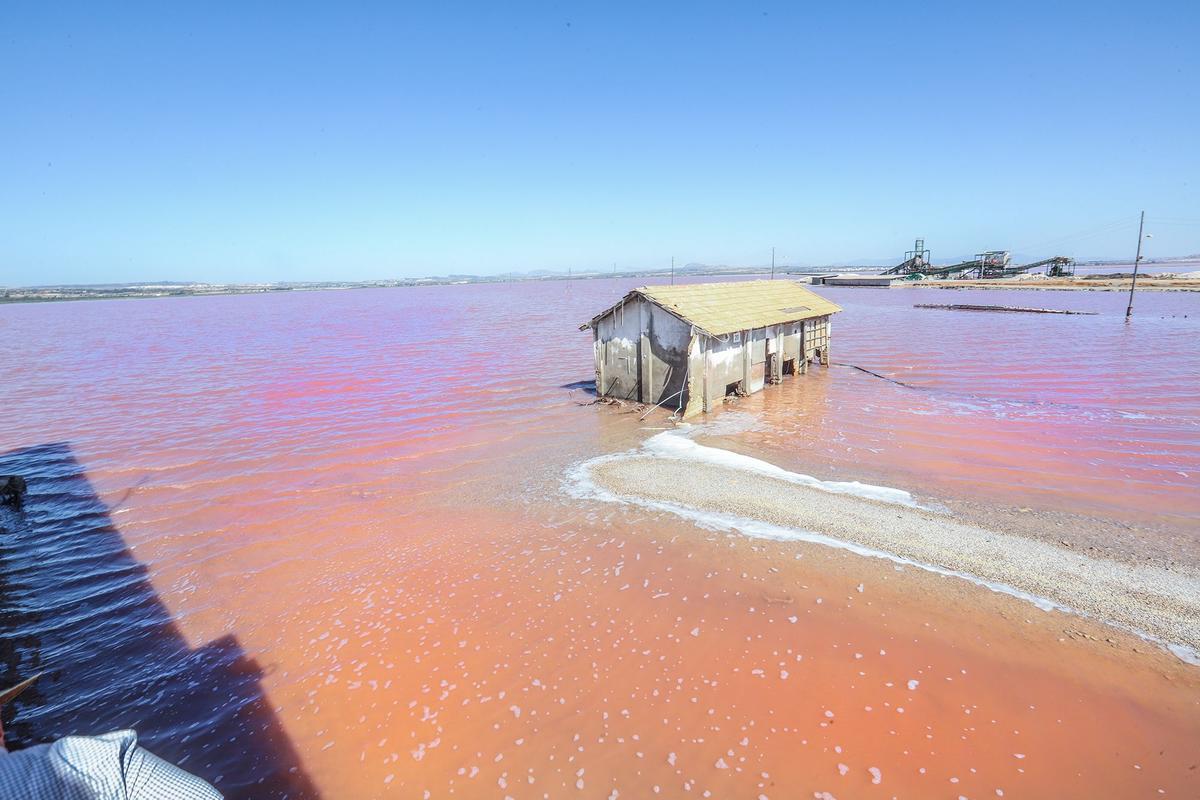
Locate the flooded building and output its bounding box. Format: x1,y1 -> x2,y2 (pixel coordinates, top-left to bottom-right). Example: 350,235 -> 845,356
581,280 -> 842,418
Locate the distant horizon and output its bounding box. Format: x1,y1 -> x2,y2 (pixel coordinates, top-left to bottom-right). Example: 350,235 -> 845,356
5,250 -> 1197,291
2,2 -> 1197,285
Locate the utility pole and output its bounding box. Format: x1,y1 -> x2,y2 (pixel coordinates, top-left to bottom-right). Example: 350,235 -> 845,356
771,247 -> 776,280
671,256 -> 675,285
1125,210 -> 1146,319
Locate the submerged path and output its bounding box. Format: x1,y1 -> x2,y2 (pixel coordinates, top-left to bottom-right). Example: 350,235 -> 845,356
581,434 -> 1200,661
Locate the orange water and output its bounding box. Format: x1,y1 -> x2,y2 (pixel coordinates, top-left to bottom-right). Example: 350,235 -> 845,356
1,280 -> 1197,798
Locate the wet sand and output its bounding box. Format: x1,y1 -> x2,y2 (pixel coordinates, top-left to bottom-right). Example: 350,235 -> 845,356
585,446 -> 1200,659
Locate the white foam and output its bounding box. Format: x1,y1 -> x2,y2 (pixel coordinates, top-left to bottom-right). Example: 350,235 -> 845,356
563,432 -> 1200,668
642,429 -> 921,508
567,459 -> 1060,612
1167,643 -> 1200,666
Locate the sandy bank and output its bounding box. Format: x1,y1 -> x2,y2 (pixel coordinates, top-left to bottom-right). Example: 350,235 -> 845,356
583,453 -> 1200,659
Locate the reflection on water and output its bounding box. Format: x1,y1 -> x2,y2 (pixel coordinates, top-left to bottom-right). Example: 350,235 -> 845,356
0,279 -> 1197,796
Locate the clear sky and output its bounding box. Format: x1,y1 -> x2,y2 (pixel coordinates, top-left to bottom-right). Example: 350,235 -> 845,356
2,1 -> 1197,284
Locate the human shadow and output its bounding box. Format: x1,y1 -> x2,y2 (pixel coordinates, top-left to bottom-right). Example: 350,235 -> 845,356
0,442 -> 318,799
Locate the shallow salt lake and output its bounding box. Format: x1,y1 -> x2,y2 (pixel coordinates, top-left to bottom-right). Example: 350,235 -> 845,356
1,278 -> 1197,797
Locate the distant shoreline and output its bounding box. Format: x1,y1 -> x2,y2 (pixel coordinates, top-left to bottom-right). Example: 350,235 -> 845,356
0,270 -> 768,304
4,263 -> 1199,304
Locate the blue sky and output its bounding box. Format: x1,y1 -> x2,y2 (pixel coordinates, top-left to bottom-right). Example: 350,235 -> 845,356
2,1 -> 1197,284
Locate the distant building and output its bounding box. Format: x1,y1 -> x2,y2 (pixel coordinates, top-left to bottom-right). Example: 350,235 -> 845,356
581,280 -> 842,418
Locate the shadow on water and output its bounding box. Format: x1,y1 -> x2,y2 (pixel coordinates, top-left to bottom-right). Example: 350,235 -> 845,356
0,443 -> 318,799
560,379 -> 597,395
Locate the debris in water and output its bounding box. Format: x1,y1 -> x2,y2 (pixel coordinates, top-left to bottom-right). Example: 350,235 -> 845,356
914,303 -> 1098,315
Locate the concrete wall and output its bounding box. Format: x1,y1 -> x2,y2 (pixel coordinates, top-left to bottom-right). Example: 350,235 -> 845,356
747,328 -> 766,393
641,303 -> 692,408
593,297 -> 643,400
683,335 -> 705,418
782,322 -> 803,370
593,298 -> 692,408
689,333 -> 746,416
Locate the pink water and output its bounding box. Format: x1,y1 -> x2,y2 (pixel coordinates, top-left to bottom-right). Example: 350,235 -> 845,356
732,284 -> 1200,531
1,280 -> 1198,798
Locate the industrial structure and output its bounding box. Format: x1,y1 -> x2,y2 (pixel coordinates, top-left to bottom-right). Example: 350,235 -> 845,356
812,274 -> 894,287
883,239 -> 1075,279
581,280 -> 842,419
891,238 -> 931,275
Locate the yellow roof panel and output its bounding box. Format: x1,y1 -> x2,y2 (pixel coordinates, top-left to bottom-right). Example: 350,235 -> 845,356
585,279 -> 842,337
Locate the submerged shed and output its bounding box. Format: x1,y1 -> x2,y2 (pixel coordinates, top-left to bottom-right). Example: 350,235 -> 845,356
581,280 -> 842,418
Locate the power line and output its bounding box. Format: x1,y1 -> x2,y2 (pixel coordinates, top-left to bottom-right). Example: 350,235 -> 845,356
1146,217 -> 1200,226
1009,214 -> 1142,255
1012,215 -> 1140,250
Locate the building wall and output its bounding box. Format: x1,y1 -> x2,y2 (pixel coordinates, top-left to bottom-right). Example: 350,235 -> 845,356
804,316 -> 832,363
748,328 -> 767,393
593,298 -> 692,407
683,335 -> 705,418
593,298 -> 642,400
690,333 -> 746,416
595,305 -> 835,418
782,322 -> 803,368
641,303 -> 692,408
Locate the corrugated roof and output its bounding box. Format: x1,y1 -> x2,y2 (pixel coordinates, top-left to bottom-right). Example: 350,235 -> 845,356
583,280 -> 842,337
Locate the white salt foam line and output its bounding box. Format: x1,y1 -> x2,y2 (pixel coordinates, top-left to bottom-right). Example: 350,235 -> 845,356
566,457 -> 1059,612
644,429 -> 922,508
563,442 -> 1200,667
